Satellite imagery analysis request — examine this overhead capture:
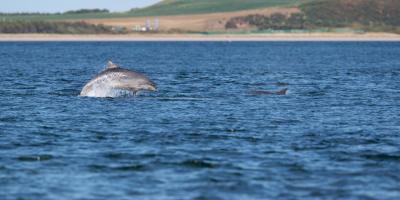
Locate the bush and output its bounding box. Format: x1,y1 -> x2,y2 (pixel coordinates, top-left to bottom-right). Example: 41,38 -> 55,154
225,13 -> 308,30
63,9 -> 109,15
225,0 -> 400,33
300,0 -> 400,27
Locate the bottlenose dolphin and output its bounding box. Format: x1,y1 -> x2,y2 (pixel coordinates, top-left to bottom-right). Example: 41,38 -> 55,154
80,61 -> 156,97
250,88 -> 288,95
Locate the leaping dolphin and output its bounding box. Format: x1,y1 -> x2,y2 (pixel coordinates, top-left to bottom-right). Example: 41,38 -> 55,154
80,61 -> 156,97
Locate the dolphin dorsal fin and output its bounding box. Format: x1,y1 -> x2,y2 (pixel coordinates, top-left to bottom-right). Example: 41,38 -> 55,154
106,60 -> 119,69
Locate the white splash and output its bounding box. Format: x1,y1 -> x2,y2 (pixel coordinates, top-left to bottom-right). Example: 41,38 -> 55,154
81,85 -> 135,98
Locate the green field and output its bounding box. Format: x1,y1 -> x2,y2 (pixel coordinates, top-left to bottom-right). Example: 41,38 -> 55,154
128,0 -> 312,16
0,0 -> 312,21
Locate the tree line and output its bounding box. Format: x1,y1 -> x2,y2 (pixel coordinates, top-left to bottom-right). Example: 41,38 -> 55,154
0,9 -> 110,16
226,13 -> 307,30
0,21 -> 123,34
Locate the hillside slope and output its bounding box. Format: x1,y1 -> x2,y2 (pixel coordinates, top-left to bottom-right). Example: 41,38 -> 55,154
301,0 -> 400,27
85,7 -> 299,32
128,0 -> 312,16
0,0 -> 313,21
225,0 -> 400,33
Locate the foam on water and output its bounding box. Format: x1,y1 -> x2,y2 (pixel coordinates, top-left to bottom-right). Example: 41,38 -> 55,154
81,85 -> 135,98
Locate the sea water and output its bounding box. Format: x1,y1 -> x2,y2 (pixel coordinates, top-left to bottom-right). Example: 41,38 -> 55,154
0,42 -> 400,199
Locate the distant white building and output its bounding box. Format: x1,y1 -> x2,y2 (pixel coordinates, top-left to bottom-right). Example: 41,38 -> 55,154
146,19 -> 152,31
154,18 -> 159,31
133,18 -> 160,32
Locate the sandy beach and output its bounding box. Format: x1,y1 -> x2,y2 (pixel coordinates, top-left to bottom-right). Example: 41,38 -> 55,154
0,33 -> 399,41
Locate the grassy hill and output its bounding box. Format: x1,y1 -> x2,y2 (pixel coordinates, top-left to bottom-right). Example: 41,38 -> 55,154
0,0 -> 312,21
128,0 -> 312,16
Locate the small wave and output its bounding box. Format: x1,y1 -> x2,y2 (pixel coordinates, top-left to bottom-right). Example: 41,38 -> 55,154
362,153 -> 400,162
271,119 -> 301,125
181,159 -> 217,168
88,164 -> 147,172
113,164 -> 147,171
17,154 -> 53,162
304,90 -> 326,96
103,152 -> 158,160
150,97 -> 210,101
275,82 -> 289,86
103,152 -> 131,160
0,116 -> 19,123
49,89 -> 81,96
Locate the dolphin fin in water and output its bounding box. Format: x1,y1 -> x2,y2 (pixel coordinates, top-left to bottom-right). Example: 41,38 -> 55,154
275,88 -> 288,95
106,60 -> 119,69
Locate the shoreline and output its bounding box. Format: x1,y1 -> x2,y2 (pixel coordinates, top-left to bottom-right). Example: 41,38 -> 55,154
0,33 -> 400,42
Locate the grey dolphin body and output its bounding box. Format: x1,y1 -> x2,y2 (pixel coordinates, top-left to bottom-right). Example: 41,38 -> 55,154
80,61 -> 156,97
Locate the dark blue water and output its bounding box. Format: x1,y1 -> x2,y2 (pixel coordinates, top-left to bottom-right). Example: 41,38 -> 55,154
1,42 -> 400,200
